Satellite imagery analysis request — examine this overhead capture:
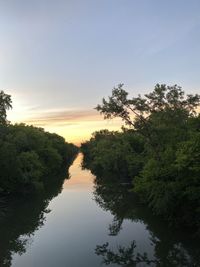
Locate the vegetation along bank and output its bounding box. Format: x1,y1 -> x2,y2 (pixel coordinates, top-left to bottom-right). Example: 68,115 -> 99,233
81,84 -> 200,233
0,90 -> 78,196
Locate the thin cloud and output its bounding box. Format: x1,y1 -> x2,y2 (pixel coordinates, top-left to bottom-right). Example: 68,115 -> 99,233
24,108 -> 104,126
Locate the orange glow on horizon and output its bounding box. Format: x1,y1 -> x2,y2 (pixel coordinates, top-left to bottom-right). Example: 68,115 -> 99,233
7,107 -> 123,145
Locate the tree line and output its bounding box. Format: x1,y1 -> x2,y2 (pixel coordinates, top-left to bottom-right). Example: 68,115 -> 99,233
0,90 -> 78,195
81,84 -> 200,232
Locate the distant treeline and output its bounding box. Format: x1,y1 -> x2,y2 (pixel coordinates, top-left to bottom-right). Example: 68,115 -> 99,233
81,84 -> 200,232
0,91 -> 78,195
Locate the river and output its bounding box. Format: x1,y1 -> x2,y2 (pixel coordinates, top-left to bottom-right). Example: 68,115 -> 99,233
0,153 -> 199,267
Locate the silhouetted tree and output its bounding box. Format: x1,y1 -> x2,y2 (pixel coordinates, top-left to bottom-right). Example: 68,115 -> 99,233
0,91 -> 12,125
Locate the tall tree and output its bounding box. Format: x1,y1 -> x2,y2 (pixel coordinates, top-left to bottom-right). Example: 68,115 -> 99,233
96,84 -> 199,129
0,91 -> 12,125
96,84 -> 200,153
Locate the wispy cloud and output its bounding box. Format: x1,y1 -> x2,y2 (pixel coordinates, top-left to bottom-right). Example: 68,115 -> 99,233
23,108 -> 103,127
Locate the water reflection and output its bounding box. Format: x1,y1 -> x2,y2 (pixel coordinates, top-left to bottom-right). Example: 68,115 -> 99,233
96,241 -> 158,266
93,175 -> 200,266
0,168 -> 70,267
95,241 -> 199,267
0,154 -> 199,267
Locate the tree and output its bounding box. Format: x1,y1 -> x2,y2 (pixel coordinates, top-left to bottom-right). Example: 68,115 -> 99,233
96,84 -> 200,127
96,84 -> 200,156
82,84 -> 200,231
0,91 -> 12,125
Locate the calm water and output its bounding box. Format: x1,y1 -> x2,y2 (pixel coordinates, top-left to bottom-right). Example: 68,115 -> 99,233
0,153 -> 199,267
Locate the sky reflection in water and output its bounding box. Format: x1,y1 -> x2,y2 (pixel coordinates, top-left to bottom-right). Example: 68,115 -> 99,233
0,153 -> 198,267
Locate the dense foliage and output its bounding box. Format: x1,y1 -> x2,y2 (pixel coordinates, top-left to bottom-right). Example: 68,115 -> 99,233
0,91 -> 78,195
81,130 -> 145,182
81,84 -> 200,232
0,124 -> 78,195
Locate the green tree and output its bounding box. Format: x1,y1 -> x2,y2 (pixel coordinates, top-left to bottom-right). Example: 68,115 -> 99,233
82,83 -> 200,230
96,84 -> 199,127
96,84 -> 200,155
0,91 -> 12,125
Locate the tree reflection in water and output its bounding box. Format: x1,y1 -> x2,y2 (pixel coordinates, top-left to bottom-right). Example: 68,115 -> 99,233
0,168 -> 70,267
95,241 -> 198,267
93,174 -> 200,267
96,241 -> 158,266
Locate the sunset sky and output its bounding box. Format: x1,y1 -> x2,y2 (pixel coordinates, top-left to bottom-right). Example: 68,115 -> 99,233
1,0 -> 200,145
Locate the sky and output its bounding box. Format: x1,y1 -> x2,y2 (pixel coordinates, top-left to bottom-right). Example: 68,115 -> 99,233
1,0 -> 200,144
